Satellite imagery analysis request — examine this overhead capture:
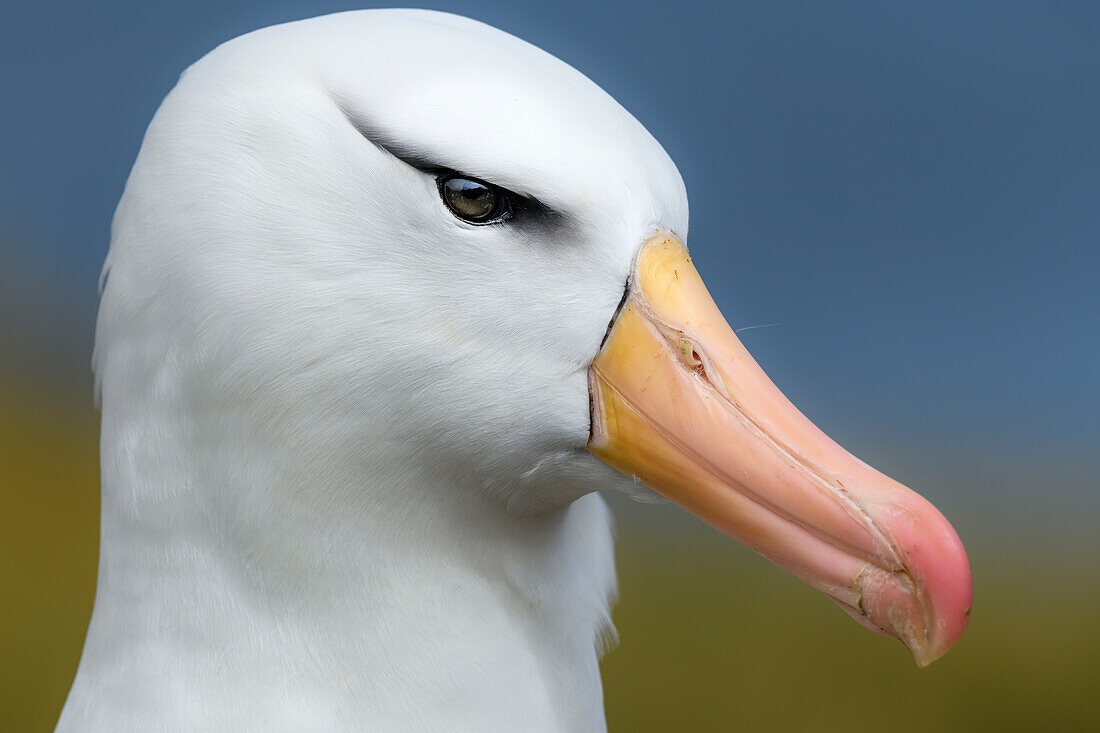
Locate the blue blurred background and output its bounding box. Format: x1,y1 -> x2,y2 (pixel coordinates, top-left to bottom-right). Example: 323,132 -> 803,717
2,1 -> 1097,730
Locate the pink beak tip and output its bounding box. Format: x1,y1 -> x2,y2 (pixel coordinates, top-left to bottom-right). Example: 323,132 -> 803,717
877,498 -> 974,667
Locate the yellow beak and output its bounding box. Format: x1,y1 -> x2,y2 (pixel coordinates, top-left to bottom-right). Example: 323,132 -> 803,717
588,234 -> 972,666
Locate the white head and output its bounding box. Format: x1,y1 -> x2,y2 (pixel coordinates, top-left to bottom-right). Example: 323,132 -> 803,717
95,9 -> 685,516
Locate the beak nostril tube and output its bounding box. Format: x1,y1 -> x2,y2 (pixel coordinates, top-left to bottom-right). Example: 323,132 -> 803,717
677,337 -> 705,372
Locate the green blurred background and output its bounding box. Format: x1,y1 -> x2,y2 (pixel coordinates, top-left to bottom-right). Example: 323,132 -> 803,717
3,1 -> 1099,730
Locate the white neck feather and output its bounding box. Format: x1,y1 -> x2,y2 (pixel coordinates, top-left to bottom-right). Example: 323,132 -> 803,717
58,381 -> 617,732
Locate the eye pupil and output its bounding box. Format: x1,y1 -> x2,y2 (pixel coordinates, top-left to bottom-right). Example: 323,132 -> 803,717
440,175 -> 505,223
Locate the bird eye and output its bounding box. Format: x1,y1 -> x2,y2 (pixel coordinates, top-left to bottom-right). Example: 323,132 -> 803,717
439,175 -> 509,224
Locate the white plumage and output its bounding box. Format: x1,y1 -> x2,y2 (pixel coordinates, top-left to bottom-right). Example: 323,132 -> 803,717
60,9 -> 686,731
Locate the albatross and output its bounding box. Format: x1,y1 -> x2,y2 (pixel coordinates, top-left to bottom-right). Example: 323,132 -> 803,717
58,9 -> 972,731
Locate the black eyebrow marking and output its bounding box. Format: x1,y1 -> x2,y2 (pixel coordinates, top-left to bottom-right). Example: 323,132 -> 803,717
331,94 -> 566,230
334,96 -> 445,172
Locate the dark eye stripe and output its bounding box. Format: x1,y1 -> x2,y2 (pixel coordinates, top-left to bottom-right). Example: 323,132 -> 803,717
438,174 -> 510,224
335,101 -> 560,228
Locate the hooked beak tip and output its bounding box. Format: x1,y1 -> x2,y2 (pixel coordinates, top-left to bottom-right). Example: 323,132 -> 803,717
849,498 -> 973,666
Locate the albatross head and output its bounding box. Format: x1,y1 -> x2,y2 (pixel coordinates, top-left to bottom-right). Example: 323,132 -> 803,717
82,8 -> 971,728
